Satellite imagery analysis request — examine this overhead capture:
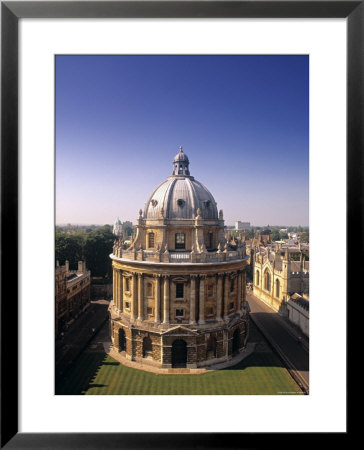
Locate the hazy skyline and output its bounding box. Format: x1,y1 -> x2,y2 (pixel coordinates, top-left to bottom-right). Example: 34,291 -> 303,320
56,55 -> 309,226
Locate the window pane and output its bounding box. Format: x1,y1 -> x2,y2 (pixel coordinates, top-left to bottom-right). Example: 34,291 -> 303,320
176,283 -> 184,298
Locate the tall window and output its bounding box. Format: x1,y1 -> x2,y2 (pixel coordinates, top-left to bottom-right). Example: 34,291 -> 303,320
176,283 -> 184,298
207,232 -> 213,249
256,270 -> 260,286
275,279 -> 280,298
230,278 -> 235,293
125,277 -> 130,292
148,232 -> 155,248
175,233 -> 185,249
147,282 -> 153,297
264,269 -> 271,292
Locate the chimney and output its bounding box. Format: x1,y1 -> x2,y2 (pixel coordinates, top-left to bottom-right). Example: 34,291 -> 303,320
65,260 -> 69,273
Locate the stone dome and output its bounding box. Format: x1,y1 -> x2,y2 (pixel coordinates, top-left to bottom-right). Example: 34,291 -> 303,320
144,147 -> 218,220
144,177 -> 218,220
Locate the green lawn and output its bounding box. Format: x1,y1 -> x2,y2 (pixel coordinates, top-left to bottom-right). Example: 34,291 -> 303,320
56,350 -> 301,395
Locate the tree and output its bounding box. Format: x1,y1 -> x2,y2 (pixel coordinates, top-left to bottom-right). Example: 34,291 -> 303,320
55,232 -> 83,269
270,230 -> 280,241
83,226 -> 114,279
300,232 -> 309,243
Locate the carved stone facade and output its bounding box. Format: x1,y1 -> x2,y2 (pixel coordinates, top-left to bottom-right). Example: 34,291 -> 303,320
109,148 -> 249,369
55,260 -> 91,335
252,246 -> 309,314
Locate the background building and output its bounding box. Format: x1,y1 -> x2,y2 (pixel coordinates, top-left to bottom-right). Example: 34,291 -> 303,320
109,147 -> 250,369
287,293 -> 309,336
235,221 -> 251,230
55,260 -> 91,335
251,246 -> 309,314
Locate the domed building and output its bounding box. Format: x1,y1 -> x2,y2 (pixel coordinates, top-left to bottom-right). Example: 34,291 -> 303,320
113,218 -> 123,237
109,146 -> 249,370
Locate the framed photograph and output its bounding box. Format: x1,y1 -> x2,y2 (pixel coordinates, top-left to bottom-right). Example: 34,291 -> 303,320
2,0 -> 355,447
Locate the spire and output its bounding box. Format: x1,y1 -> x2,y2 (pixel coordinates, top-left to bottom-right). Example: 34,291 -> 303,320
172,145 -> 190,176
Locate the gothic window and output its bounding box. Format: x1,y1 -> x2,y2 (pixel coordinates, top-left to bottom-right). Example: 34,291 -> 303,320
176,283 -> 184,299
264,269 -> 271,292
275,279 -> 280,298
147,282 -> 153,297
175,233 -> 185,249
256,270 -> 260,286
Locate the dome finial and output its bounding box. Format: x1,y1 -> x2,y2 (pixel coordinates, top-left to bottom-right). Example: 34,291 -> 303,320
179,145 -> 183,152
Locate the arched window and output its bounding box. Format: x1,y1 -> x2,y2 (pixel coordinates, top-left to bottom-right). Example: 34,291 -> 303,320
143,336 -> 152,358
118,328 -> 126,352
256,270 -> 260,286
206,335 -> 217,359
264,269 -> 271,292
148,232 -> 155,248
275,279 -> 280,298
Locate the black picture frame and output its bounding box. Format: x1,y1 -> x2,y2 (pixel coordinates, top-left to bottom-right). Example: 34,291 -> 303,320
1,1 -> 355,448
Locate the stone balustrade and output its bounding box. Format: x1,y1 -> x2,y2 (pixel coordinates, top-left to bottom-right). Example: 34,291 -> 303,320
113,248 -> 246,263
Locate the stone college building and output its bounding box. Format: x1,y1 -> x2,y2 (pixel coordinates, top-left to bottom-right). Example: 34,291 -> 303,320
109,147 -> 249,369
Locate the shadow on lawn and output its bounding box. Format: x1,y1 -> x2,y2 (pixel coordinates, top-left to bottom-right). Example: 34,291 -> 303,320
56,351 -> 113,395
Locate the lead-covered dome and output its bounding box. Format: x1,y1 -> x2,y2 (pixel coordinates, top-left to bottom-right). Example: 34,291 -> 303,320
144,147 -> 218,220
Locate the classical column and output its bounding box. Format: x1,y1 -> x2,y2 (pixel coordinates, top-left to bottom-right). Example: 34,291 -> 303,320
118,270 -> 123,313
237,271 -> 242,311
131,273 -> 137,320
163,276 -> 170,324
115,269 -> 120,311
189,275 -> 197,325
137,273 -> 144,321
224,273 -> 230,319
154,275 -> 161,323
242,271 -> 247,305
199,275 -> 206,324
216,273 -> 223,321
113,268 -> 116,308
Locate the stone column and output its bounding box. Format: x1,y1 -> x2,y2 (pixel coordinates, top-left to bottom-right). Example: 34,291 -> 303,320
120,271 -> 124,310
163,276 -> 170,324
199,275 -> 206,324
154,275 -> 161,323
113,268 -> 116,307
237,271 -> 242,311
189,275 -> 197,325
131,273 -> 137,321
216,274 -> 223,321
116,269 -> 120,311
137,273 -> 144,321
224,273 -> 230,319
242,271 -> 246,305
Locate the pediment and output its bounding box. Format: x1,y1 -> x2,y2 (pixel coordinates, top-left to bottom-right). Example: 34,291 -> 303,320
171,276 -> 188,283
162,325 -> 198,336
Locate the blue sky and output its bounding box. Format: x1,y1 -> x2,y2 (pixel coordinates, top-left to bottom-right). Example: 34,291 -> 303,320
56,55 -> 309,226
